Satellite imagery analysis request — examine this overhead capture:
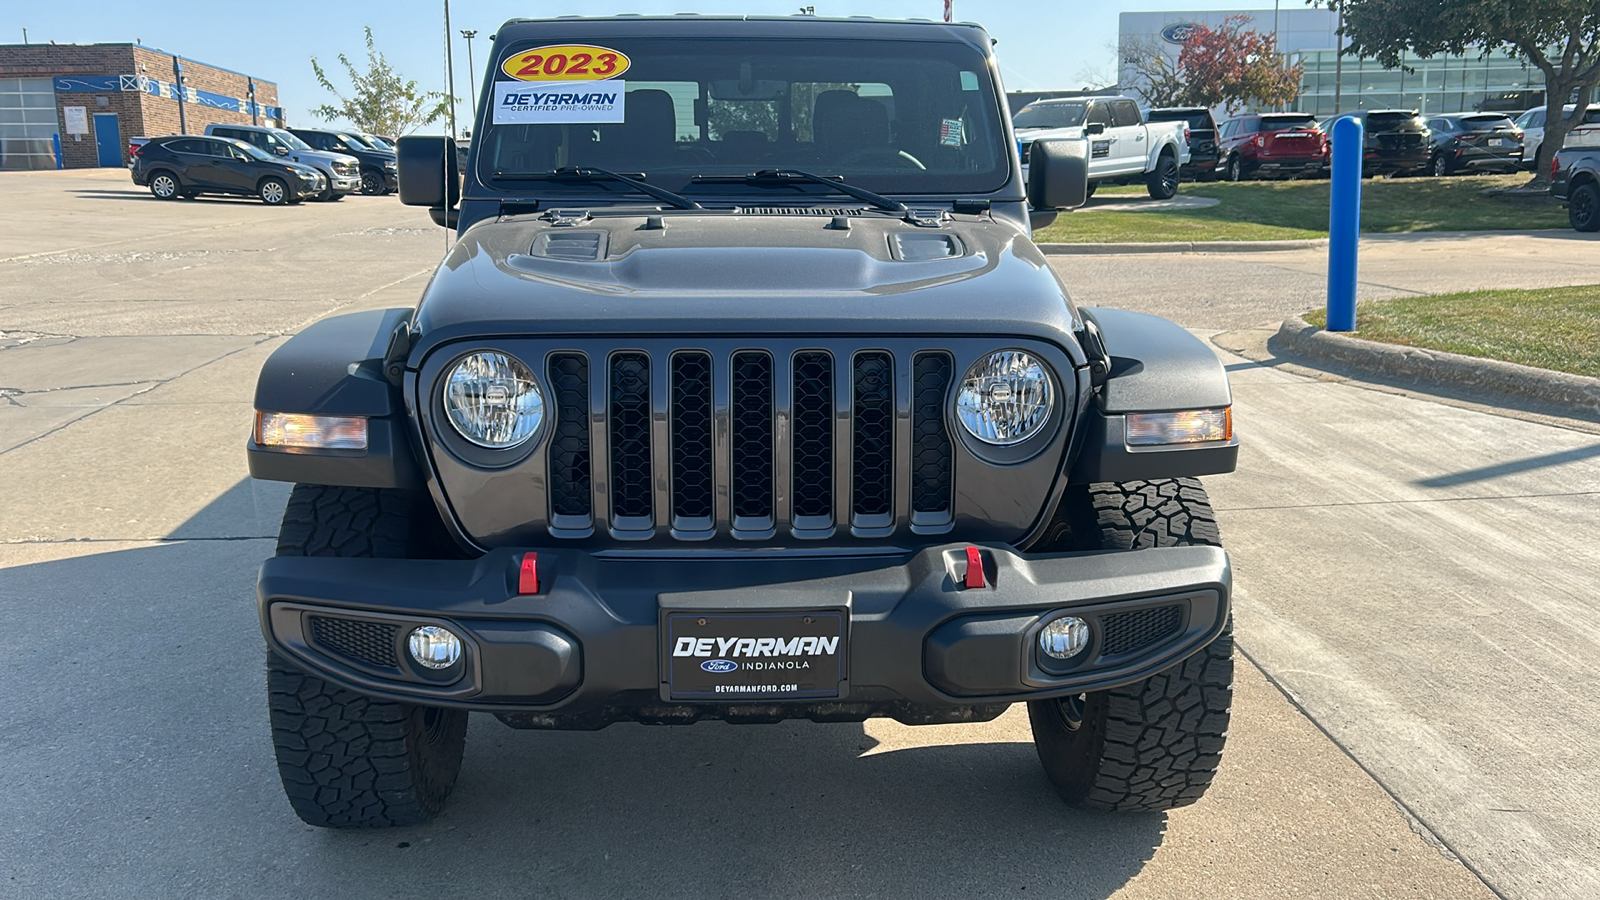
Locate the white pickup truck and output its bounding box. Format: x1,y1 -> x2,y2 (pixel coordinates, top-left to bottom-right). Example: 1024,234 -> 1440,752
1015,96 -> 1190,199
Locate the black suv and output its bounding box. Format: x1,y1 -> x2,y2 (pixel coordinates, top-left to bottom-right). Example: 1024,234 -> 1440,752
248,15 -> 1238,830
1330,109 -> 1432,176
130,135 -> 325,204
1425,114 -> 1523,176
290,127 -> 399,195
1147,106 -> 1220,180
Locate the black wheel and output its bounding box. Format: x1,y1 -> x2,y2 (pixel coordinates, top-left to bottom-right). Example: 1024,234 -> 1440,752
1027,478 -> 1233,812
1226,155 -> 1244,182
360,169 -> 385,195
148,171 -> 180,200
1432,153 -> 1452,177
1568,181 -> 1600,232
1085,181 -> 1097,199
258,177 -> 289,205
1146,151 -> 1180,199
267,485 -> 468,828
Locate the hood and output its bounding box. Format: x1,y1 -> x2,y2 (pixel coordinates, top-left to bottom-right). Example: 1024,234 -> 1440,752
411,211 -> 1085,362
1015,126 -> 1084,141
289,149 -> 360,166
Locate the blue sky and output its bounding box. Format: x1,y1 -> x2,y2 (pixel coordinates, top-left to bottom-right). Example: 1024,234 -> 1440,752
6,0 -> 1278,130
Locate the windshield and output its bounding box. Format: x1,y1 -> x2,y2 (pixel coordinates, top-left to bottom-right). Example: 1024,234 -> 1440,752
1462,115 -> 1514,130
479,37 -> 1008,195
272,129 -> 313,151
1147,109 -> 1212,130
1261,114 -> 1318,131
362,134 -> 396,150
1013,102 -> 1086,129
231,140 -> 276,162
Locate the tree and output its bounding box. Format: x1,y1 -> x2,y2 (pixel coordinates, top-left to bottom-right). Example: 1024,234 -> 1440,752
1120,36 -> 1188,107
1179,16 -> 1305,113
310,27 -> 453,136
1325,0 -> 1600,184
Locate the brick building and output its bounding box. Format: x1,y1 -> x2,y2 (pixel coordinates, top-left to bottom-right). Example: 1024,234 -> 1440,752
0,43 -> 280,170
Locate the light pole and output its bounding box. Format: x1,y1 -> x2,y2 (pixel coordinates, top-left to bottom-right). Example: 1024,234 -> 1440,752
461,29 -> 478,134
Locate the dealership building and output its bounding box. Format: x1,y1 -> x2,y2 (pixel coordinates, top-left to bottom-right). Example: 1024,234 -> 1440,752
0,43 -> 280,171
1119,9 -> 1544,116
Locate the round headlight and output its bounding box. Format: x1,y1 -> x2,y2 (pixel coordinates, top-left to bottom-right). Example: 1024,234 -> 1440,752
956,350 -> 1054,445
444,351 -> 543,448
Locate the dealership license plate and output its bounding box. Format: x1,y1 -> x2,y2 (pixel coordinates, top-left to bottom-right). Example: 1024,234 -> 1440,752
1490,138 -> 1507,147
666,611 -> 845,701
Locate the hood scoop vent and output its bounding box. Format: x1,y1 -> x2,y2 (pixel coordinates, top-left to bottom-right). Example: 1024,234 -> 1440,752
738,206 -> 868,216
890,232 -> 964,261
531,231 -> 608,262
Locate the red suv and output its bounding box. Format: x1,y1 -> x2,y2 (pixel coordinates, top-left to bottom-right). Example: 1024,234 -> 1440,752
1217,112 -> 1329,181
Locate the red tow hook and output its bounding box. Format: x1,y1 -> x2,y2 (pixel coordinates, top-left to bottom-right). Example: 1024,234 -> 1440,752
518,552 -> 540,595
963,546 -> 986,589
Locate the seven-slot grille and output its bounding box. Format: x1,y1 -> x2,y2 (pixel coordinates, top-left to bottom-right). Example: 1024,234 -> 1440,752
541,347 -> 954,539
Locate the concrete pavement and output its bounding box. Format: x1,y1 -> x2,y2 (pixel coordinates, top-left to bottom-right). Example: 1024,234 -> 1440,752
5,168 -> 1585,898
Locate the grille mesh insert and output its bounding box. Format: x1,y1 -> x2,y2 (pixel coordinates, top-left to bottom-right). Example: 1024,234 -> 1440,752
1100,606 -> 1183,656
731,352 -> 775,520
308,616 -> 399,669
852,352 -> 894,518
791,352 -> 834,520
671,352 -> 713,520
911,353 -> 952,515
547,353 -> 591,518
610,353 -> 653,520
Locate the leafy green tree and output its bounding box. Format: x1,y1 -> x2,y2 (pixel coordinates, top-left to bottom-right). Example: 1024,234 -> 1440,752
310,27 -> 453,136
1326,0 -> 1600,183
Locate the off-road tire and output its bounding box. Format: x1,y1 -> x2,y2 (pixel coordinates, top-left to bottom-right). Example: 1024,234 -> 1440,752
1027,478 -> 1233,812
1568,181 -> 1600,232
267,484 -> 468,828
1146,151 -> 1180,199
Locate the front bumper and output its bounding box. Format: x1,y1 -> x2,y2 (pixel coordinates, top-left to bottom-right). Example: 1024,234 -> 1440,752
259,543 -> 1231,725
328,172 -> 360,194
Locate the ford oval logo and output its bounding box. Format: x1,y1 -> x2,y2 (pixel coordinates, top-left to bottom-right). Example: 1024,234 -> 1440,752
701,659 -> 739,673
1161,23 -> 1198,44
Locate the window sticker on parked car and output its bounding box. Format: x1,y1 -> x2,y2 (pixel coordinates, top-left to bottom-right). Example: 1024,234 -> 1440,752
500,45 -> 631,81
493,80 -> 627,124
940,118 -> 964,146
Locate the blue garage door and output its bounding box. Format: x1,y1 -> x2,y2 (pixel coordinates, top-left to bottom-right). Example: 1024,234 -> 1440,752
93,112 -> 121,167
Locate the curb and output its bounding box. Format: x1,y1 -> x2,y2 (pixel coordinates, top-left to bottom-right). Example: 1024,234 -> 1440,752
1040,239 -> 1328,255
1269,317 -> 1600,421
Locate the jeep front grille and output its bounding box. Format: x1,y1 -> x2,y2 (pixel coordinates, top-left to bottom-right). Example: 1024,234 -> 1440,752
536,344 -> 955,541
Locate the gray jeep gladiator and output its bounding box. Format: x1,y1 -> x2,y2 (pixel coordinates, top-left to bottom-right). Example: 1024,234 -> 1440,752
248,15 -> 1239,828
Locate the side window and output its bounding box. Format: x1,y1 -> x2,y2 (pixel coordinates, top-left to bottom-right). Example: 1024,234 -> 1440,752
1219,120 -> 1236,139
1086,102 -> 1112,128
211,128 -> 237,140
193,140 -> 226,157
168,139 -> 203,154
1532,110 -> 1546,128
1112,100 -> 1141,128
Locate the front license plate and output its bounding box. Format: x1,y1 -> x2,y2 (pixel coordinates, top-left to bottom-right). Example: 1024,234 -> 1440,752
666,611 -> 845,701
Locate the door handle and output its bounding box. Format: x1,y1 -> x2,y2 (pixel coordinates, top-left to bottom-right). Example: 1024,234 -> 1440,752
1136,134 -> 1146,141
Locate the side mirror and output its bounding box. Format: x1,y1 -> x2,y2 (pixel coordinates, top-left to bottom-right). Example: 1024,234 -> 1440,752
1085,122 -> 1106,136
273,145 -> 289,156
1026,139 -> 1090,212
397,135 -> 461,211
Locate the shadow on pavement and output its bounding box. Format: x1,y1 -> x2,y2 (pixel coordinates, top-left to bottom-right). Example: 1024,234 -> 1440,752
1414,441 -> 1600,487
0,479 -> 1166,898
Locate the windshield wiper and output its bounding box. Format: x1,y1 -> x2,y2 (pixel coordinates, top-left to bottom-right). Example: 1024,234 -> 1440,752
493,166 -> 701,210
690,168 -> 906,213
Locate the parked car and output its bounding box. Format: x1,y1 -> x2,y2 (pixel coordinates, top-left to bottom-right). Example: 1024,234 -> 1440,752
203,124 -> 360,201
1515,105 -> 1600,170
1146,107 -> 1220,180
1551,124 -> 1600,231
289,127 -> 398,195
1216,112 -> 1328,181
1326,110 -> 1432,176
250,14 -> 1241,830
130,135 -> 325,205
1014,95 -> 1190,198
1425,114 -> 1523,175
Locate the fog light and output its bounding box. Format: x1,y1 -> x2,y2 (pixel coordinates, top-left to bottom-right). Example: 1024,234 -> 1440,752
1038,617 -> 1090,659
407,625 -> 462,669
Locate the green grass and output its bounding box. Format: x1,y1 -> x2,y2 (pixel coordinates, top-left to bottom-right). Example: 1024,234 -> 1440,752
1304,285 -> 1600,378
1035,173 -> 1568,243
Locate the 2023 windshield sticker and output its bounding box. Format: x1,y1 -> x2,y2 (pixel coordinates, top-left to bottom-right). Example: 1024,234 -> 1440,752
493,80 -> 627,124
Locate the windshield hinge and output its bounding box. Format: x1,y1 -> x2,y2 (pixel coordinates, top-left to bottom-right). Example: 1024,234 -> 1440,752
903,208 -> 950,228
542,208 -> 592,227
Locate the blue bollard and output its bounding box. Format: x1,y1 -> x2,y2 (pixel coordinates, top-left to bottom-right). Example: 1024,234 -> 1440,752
1326,115 -> 1363,332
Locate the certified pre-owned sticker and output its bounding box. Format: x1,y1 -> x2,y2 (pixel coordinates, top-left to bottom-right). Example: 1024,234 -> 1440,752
501,45 -> 631,82
493,80 -> 626,124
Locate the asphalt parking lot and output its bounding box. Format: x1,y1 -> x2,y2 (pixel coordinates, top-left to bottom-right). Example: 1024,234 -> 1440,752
3,168 -> 1597,899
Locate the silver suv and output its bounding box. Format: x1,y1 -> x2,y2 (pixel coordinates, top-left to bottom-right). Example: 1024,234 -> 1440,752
204,124 -> 361,201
